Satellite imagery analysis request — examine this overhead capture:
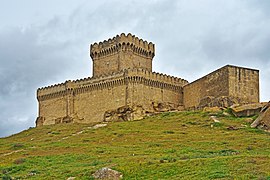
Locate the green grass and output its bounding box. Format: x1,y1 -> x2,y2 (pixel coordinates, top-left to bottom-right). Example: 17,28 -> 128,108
1,110 -> 270,179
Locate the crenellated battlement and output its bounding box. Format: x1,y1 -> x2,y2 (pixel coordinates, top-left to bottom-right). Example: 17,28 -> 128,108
37,68 -> 188,101
37,83 -> 66,97
90,33 -> 155,77
37,71 -> 126,100
127,68 -> 189,87
90,33 -> 155,59
73,70 -> 126,87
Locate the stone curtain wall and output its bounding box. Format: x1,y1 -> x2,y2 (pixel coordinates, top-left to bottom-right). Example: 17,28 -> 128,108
228,65 -> 259,103
37,71 -> 126,126
183,66 -> 230,109
37,83 -> 68,125
37,69 -> 187,126
74,80 -> 126,123
37,65 -> 259,126
126,69 -> 188,111
38,97 -> 67,125
127,82 -> 183,111
183,65 -> 259,109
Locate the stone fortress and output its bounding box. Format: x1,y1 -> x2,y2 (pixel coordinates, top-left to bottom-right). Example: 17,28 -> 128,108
36,33 -> 260,126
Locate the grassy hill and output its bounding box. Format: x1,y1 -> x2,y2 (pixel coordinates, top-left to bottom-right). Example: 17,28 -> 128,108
1,110 -> 270,179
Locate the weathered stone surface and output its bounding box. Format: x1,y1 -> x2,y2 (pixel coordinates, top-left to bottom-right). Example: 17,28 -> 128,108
62,116 -> 74,123
35,116 -> 45,127
92,167 -> 123,180
203,106 -> 222,113
91,33 -> 155,77
104,106 -> 133,122
210,116 -> 220,123
177,105 -> 185,111
67,177 -> 76,180
231,103 -> 266,117
199,96 -> 240,109
37,68 -> 187,126
91,123 -> 108,129
244,118 -> 254,124
36,115 -> 75,127
222,112 -> 231,117
251,102 -> 270,129
152,102 -> 177,112
183,65 -> 259,109
104,102 -> 178,122
211,96 -> 240,108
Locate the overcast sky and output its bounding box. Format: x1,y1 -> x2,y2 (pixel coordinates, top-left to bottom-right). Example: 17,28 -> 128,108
0,0 -> 269,137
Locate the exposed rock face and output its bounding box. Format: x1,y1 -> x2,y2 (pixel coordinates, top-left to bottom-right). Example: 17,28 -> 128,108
92,167 -> 123,180
62,116 -> 74,123
104,102 -> 180,122
35,116 -> 74,127
104,106 -> 138,122
198,96 -> 240,109
152,102 -> 177,112
231,103 -> 266,117
251,102 -> 270,130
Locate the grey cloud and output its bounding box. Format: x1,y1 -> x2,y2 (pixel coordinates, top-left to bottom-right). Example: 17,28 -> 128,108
0,26 -> 90,137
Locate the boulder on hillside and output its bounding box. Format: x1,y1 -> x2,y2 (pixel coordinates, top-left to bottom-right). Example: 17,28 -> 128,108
251,102 -> 270,130
92,167 -> 123,180
231,103 -> 267,117
203,106 -> 222,113
152,102 -> 177,112
67,177 -> 76,180
104,106 -> 133,122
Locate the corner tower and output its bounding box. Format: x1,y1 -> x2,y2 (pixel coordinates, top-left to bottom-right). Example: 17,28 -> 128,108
90,33 -> 155,77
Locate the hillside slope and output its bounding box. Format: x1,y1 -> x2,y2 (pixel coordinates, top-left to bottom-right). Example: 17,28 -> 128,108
1,111 -> 270,179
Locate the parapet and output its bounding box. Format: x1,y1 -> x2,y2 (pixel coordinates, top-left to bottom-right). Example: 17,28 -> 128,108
126,68 -> 189,87
37,70 -> 127,100
225,64 -> 259,72
184,64 -> 259,87
37,67 -> 189,101
37,83 -> 66,97
90,33 -> 155,59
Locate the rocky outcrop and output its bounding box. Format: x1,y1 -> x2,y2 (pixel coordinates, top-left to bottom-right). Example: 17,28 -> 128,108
36,116 -> 75,127
231,103 -> 266,117
104,102 -> 181,122
152,102 -> 178,112
198,96 -> 240,109
104,106 -> 140,122
251,102 -> 270,130
92,167 -> 123,179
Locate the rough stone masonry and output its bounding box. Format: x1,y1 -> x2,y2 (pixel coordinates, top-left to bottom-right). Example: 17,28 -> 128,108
36,33 -> 259,126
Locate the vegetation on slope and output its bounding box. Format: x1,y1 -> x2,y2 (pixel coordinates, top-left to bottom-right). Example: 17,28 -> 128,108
1,110 -> 270,179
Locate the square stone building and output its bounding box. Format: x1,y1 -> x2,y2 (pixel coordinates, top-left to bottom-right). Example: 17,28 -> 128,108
36,33 -> 259,126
